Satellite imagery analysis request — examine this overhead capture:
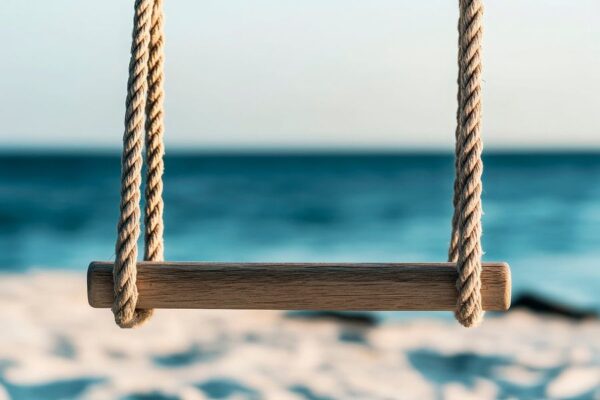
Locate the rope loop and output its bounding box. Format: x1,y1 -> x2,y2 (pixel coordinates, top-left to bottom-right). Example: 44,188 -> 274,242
113,0 -> 165,328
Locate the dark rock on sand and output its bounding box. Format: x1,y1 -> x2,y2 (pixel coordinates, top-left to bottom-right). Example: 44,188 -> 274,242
511,293 -> 597,321
285,311 -> 378,326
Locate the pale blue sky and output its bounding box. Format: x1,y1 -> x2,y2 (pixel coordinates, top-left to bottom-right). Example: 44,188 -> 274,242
1,0 -> 599,150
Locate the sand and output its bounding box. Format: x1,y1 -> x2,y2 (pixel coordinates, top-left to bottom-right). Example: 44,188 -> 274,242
1,272 -> 599,400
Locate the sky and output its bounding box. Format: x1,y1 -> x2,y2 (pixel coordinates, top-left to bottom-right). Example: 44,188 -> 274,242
1,0 -> 599,150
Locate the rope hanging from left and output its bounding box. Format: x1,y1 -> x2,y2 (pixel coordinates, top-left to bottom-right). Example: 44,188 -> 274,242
113,0 -> 165,328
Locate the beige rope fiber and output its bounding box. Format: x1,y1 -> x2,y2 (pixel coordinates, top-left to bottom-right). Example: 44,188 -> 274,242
111,0 -> 485,328
144,0 -> 166,263
113,0 -> 165,328
449,0 -> 485,327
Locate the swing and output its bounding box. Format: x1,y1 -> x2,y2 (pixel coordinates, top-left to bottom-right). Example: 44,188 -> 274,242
88,0 -> 511,328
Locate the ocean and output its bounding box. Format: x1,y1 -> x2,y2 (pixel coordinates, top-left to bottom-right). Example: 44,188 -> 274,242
1,151 -> 599,313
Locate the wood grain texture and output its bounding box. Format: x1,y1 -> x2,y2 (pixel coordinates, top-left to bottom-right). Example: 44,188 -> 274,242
88,262 -> 511,311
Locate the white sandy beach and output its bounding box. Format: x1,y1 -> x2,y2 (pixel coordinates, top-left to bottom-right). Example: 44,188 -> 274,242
1,272 -> 599,400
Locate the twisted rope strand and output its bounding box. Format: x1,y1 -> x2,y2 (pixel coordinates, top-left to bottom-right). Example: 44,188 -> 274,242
113,0 -> 164,328
449,7 -> 465,264
144,0 -> 165,263
452,0 -> 484,327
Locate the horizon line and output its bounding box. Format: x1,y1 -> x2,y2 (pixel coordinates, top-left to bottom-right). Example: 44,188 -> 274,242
1,146 -> 599,157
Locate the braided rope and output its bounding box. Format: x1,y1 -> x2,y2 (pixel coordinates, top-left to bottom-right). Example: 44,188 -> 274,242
450,0 -> 485,327
113,0 -> 165,328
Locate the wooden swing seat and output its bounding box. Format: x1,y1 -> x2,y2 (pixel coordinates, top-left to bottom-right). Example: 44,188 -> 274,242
88,262 -> 511,311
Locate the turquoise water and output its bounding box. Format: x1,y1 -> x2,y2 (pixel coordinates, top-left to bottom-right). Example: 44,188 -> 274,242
1,152 -> 599,311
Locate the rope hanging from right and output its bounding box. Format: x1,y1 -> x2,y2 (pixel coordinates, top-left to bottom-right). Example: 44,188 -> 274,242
113,0 -> 165,328
449,0 -> 485,327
